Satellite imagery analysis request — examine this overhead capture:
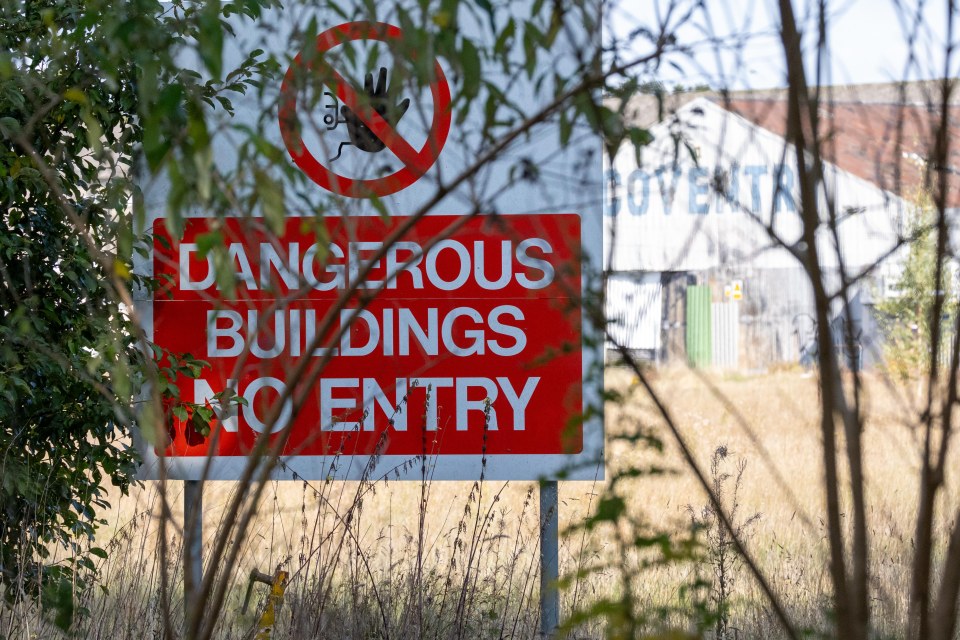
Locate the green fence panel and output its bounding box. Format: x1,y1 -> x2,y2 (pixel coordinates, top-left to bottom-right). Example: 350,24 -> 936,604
685,285 -> 713,368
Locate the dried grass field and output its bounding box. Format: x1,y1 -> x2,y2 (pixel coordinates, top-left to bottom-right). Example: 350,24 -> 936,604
2,366 -> 948,639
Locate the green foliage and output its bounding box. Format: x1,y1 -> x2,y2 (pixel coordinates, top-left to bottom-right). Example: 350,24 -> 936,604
0,0 -> 280,620
152,346 -> 242,446
562,426 -> 715,639
876,194 -> 957,379
0,0 -> 153,616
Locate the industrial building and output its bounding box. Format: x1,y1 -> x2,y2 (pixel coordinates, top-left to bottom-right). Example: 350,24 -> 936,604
604,82 -> 960,369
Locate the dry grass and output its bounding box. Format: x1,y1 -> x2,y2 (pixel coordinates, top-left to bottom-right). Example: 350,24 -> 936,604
608,365 -> 956,637
1,366 -> 951,639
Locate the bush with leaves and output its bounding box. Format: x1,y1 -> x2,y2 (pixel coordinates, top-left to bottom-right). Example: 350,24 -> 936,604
0,0 -> 279,596
0,0 -> 253,625
876,191 -> 957,380
0,0 -> 149,605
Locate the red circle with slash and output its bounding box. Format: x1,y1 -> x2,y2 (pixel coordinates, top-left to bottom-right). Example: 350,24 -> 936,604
279,21 -> 452,198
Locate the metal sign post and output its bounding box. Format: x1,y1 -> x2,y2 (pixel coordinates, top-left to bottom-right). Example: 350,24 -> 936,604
184,479 -> 203,625
540,480 -> 559,638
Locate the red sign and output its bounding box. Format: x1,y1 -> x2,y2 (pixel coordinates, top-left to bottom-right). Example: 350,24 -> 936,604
278,22 -> 451,198
153,215 -> 583,458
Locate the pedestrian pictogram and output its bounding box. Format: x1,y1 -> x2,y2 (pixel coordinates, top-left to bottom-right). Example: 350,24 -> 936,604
278,21 -> 451,198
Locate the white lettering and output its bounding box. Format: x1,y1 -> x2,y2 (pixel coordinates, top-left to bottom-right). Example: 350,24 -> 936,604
260,242 -> 300,290
474,240 -> 512,290
487,305 -> 526,356
305,309 -> 338,356
248,310 -> 285,359
349,241 -> 383,289
399,309 -> 438,356
382,308 -> 394,356
303,243 -> 345,290
243,377 -> 292,433
363,378 -> 407,431
426,240 -> 471,291
320,378 -> 359,431
340,309 -> 380,356
415,377 -> 453,431
207,310 -> 244,357
385,242 -> 424,289
289,309 -> 301,357
455,377 -> 498,431
193,378 -> 238,433
515,238 -> 555,289
227,244 -> 257,290
442,307 -> 485,356
180,243 -> 215,291
497,377 -> 539,430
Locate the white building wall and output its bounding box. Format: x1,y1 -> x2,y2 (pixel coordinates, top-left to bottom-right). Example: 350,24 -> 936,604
603,98 -> 911,365
604,98 -> 907,279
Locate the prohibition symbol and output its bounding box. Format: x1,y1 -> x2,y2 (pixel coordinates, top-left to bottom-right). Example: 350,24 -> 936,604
279,21 -> 452,198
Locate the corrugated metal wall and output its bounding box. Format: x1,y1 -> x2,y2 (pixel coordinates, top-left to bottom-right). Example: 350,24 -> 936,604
605,99 -> 906,276
686,285 -> 713,367
604,266 -> 883,369
712,302 -> 740,368
712,266 -> 821,367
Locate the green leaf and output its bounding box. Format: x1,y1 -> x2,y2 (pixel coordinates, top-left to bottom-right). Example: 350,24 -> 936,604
590,495 -> 625,525
212,244 -> 237,298
559,109 -> 572,146
254,168 -> 285,235
198,0 -> 224,78
195,405 -> 214,423
629,127 -> 653,168
494,18 -> 515,57
522,22 -> 542,79
460,38 -> 481,101
196,230 -> 223,257
47,578 -> 75,631
0,116 -> 21,137
190,410 -> 211,437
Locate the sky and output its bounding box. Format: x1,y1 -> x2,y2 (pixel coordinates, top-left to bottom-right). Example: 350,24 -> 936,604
611,0 -> 957,91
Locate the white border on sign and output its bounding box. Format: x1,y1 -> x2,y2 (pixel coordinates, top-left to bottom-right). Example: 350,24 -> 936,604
133,2 -> 604,482
132,211 -> 604,482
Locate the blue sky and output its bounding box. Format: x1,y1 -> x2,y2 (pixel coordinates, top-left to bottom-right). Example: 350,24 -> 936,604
613,0 -> 957,90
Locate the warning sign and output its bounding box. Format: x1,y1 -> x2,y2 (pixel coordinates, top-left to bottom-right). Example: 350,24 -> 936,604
152,214 -> 584,460
278,21 -> 452,198
724,279 -> 744,301
135,11 -> 604,482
